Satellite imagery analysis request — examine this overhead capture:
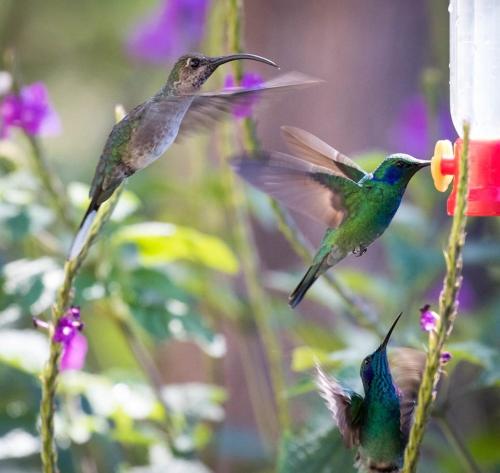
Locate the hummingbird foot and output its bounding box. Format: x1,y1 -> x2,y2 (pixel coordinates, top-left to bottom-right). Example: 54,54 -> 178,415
352,246 -> 367,257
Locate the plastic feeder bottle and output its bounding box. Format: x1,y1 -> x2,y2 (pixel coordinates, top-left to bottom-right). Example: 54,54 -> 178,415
431,0 -> 500,216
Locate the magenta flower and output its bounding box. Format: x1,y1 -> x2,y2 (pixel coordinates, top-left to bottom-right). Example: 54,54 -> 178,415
0,82 -> 61,138
388,95 -> 456,157
126,0 -> 210,64
53,306 -> 87,371
224,72 -> 264,118
419,304 -> 439,332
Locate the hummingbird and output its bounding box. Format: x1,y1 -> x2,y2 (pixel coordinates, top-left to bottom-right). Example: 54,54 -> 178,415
232,126 -> 430,307
69,53 -> 319,260
316,313 -> 425,473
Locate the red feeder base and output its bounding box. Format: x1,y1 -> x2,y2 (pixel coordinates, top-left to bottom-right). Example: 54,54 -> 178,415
447,139 -> 500,216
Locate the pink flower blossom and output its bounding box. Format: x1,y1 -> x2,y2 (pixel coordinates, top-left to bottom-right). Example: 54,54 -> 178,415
126,0 -> 211,64
0,82 -> 61,138
53,306 -> 87,372
419,304 -> 439,332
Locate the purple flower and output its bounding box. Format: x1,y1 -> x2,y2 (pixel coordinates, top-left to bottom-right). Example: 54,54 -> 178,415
419,304 -> 439,332
53,306 -> 87,372
126,0 -> 210,64
440,351 -> 452,364
0,82 -> 61,138
388,95 -> 456,157
224,72 -> 264,118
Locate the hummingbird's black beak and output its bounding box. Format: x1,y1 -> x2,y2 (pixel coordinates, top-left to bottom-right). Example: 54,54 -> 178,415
416,159 -> 431,169
378,312 -> 403,351
209,53 -> 278,69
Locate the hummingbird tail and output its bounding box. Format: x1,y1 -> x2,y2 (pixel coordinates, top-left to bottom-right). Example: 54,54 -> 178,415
288,262 -> 323,308
67,200 -> 100,261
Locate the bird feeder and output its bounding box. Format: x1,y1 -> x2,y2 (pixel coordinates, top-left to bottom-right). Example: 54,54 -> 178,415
431,0 -> 500,216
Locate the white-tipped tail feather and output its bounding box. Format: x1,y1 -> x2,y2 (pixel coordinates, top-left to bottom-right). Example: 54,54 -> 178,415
68,209 -> 97,260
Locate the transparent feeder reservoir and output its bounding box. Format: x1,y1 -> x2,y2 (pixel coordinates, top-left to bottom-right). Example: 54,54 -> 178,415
450,0 -> 500,139
432,0 -> 500,215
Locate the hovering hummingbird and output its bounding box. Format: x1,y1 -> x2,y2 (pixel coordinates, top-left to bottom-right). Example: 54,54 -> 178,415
316,313 -> 425,473
232,126 -> 430,307
69,53 -> 319,259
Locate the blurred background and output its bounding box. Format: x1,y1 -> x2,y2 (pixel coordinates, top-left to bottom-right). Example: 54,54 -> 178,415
0,0 -> 499,472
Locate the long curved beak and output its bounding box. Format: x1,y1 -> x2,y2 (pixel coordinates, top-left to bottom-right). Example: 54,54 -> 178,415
378,312 -> 403,351
416,159 -> 431,169
209,53 -> 278,69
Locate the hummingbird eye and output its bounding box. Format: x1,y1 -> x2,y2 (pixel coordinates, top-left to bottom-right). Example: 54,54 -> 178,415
189,58 -> 200,69
396,160 -> 405,168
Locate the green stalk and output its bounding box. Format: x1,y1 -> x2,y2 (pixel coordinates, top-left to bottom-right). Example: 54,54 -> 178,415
402,123 -> 470,472
27,135 -> 75,231
226,0 -> 290,435
40,184 -> 123,473
436,417 -> 483,473
39,106 -> 126,473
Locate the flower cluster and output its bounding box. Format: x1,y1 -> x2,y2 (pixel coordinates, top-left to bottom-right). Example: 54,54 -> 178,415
126,0 -> 210,64
419,304 -> 439,332
0,82 -> 60,138
224,72 -> 264,118
53,306 -> 87,371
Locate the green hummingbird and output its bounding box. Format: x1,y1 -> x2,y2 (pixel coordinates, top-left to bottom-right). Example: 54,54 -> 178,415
232,126 -> 430,307
69,53 -> 319,259
316,313 -> 425,473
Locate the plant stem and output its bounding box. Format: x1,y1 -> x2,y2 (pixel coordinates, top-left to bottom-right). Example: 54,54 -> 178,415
39,106 -> 126,473
39,184 -> 123,473
402,123 -> 470,473
226,0 -> 290,435
27,135 -> 75,231
110,301 -> 177,450
436,417 -> 483,473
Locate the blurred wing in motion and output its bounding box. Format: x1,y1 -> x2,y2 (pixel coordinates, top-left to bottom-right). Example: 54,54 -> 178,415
176,72 -> 322,140
389,347 -> 426,440
232,150 -> 362,228
281,126 -> 367,182
316,362 -> 363,448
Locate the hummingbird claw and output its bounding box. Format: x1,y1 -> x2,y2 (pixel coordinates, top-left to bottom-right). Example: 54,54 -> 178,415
352,246 -> 367,257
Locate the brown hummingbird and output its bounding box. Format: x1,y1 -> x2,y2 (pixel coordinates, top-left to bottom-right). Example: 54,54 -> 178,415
69,52 -> 319,259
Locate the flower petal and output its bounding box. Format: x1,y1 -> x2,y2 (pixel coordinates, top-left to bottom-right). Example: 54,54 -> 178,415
60,332 -> 88,371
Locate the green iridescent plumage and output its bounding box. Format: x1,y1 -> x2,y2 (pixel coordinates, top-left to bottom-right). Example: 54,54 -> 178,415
316,314 -> 425,473
232,126 -> 430,307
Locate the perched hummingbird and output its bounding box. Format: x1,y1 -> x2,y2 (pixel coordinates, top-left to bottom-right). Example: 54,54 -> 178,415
232,126 -> 430,307
69,53 -> 319,259
316,313 -> 425,473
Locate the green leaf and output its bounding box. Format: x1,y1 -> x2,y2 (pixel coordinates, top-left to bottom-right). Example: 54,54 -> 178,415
160,383 -> 227,423
277,428 -> 354,473
0,429 -> 39,459
0,257 -> 63,318
122,268 -> 224,357
0,330 -> 48,375
113,222 -> 239,274
292,346 -> 361,372
291,347 -> 330,372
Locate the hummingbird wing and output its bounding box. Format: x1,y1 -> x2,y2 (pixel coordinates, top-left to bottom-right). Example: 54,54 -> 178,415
389,348 -> 426,439
176,72 -> 321,140
280,126 -> 367,182
232,150 -> 362,228
316,362 -> 363,448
